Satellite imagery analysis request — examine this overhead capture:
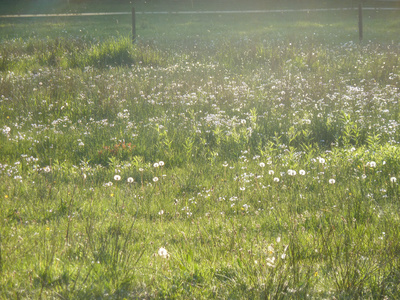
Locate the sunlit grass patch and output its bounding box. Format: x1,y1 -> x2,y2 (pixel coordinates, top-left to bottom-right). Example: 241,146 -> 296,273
294,21 -> 325,28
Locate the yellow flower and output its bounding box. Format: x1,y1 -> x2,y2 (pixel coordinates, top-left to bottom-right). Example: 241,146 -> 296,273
110,193 -> 114,197
4,195 -> 8,199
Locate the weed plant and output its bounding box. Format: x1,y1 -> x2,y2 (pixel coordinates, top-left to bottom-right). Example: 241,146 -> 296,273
1,6 -> 400,299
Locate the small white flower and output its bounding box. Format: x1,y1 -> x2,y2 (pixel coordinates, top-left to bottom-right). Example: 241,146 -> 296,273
153,177 -> 159,182
223,162 -> 228,167
276,236 -> 281,243
43,166 -> 51,173
274,177 -> 280,182
114,175 -> 121,181
159,161 -> 164,166
78,141 -> 84,147
158,210 -> 164,215
139,168 -> 144,172
390,177 -> 397,183
318,157 -> 325,164
259,162 -> 266,168
158,247 -> 169,258
288,169 -> 297,176
127,177 -> 134,183
368,161 -> 377,168
240,187 -> 245,191
329,178 -> 335,184
269,170 -> 274,175
299,170 -> 306,175
153,163 -> 159,168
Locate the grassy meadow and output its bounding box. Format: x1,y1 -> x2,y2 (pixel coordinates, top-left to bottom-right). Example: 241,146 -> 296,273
1,1 -> 400,299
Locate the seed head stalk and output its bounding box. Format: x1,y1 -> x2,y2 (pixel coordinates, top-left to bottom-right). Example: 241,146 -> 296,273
139,168 -> 144,190
254,174 -> 260,190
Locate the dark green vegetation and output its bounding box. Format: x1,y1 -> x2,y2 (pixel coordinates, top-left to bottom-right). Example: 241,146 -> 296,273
1,2 -> 400,299
0,0 -> 383,15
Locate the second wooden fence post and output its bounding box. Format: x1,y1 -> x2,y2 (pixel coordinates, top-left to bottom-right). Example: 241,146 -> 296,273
132,7 -> 136,44
358,3 -> 363,42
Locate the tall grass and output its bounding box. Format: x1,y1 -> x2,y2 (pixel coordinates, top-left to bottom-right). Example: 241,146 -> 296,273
0,36 -> 165,71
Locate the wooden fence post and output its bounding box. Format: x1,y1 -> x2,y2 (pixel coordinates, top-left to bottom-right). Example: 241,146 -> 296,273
132,7 -> 136,44
358,3 -> 363,42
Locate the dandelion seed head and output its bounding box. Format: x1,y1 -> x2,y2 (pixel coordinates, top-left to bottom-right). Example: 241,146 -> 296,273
158,247 -> 169,258
127,177 -> 134,183
266,256 -> 275,268
114,175 -> 121,181
329,178 -> 335,184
